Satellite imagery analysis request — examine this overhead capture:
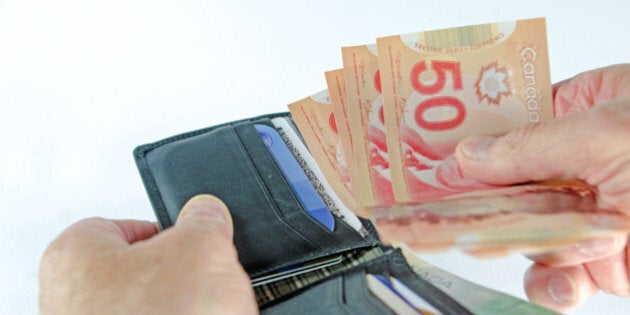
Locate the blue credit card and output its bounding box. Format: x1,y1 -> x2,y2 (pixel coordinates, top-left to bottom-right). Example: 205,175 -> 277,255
373,274 -> 413,306
374,274 -> 442,314
254,124 -> 335,231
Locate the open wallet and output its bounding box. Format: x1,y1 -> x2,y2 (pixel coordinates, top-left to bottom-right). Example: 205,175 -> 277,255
133,113 -> 558,315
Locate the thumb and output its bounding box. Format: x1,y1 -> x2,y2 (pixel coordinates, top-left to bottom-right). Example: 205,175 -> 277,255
173,194 -> 234,242
454,101 -> 629,186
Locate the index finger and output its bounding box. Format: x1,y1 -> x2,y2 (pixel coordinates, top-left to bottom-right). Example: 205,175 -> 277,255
52,218 -> 160,252
41,218 -> 161,274
110,219 -> 161,244
553,64 -> 630,117
455,99 -> 630,187
526,234 -> 627,266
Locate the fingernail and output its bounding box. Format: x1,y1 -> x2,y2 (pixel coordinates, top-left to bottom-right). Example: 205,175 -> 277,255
548,272 -> 576,306
575,237 -> 617,256
179,194 -> 228,223
459,136 -> 497,161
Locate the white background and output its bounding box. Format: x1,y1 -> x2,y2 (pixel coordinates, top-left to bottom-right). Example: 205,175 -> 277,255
1,0 -> 629,314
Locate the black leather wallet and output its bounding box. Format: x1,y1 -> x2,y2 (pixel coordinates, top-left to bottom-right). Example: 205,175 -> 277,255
133,113 -> 536,314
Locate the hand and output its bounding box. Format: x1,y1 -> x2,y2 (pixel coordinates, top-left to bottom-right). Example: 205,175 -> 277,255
39,195 -> 258,315
455,64 -> 630,312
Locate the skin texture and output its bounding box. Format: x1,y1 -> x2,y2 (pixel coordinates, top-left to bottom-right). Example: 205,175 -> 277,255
456,64 -> 630,312
39,195 -> 258,315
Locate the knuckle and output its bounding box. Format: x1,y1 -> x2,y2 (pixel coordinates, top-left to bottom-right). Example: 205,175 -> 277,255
40,217 -> 108,270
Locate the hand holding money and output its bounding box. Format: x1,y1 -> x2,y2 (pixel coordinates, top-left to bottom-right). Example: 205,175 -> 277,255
291,18 -> 630,254
456,65 -> 630,312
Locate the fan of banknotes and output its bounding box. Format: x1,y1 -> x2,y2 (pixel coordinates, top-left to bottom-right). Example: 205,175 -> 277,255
285,18 -> 630,255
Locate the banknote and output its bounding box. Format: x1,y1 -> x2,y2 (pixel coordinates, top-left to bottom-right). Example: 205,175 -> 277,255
375,182 -> 630,254
377,18 -> 553,203
287,18 -> 630,253
288,90 -> 369,218
342,44 -> 396,207
324,69 -> 358,197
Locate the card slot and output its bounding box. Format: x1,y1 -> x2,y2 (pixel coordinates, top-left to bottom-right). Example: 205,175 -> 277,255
234,121 -> 373,248
234,121 -> 338,236
253,117 -> 377,244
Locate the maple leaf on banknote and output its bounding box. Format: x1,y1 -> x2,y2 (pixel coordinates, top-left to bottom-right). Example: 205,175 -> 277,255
475,62 -> 511,106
